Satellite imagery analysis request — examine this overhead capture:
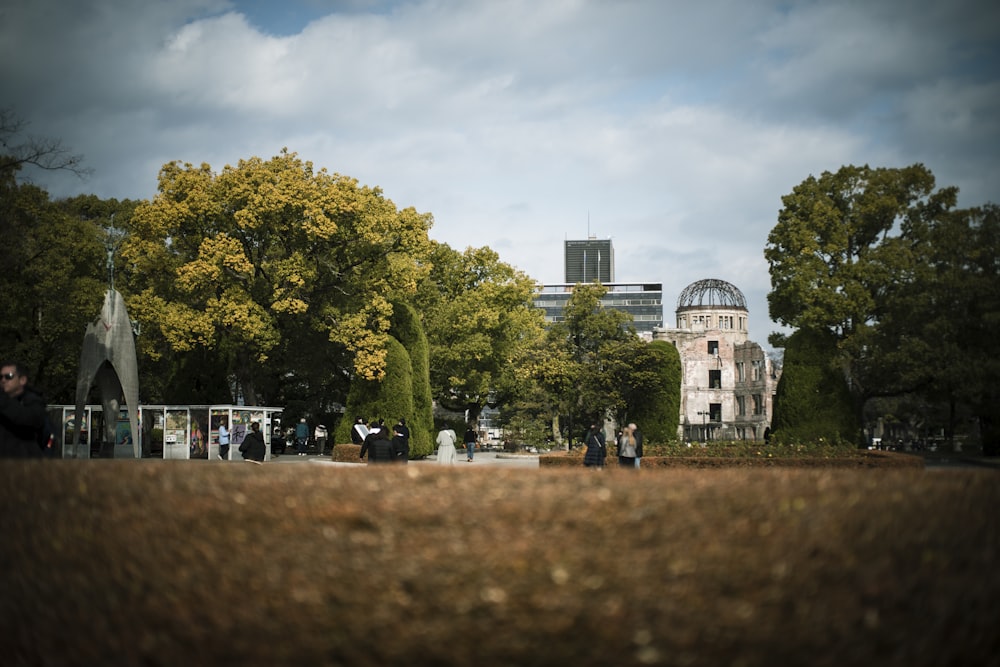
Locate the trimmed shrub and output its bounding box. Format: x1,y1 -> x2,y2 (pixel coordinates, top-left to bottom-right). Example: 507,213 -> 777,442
389,300 -> 434,458
539,449 -> 922,469
772,328 -> 860,445
338,335 -> 414,444
628,340 -> 681,442
332,443 -> 362,462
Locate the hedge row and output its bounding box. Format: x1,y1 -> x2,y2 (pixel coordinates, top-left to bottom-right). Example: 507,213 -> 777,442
539,449 -> 923,469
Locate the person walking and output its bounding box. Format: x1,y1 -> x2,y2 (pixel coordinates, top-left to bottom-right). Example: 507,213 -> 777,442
617,423 -> 641,468
217,418 -> 230,460
463,424 -> 478,462
583,422 -> 606,469
295,418 -> 309,456
239,421 -> 266,463
0,360 -> 48,459
436,426 -> 457,465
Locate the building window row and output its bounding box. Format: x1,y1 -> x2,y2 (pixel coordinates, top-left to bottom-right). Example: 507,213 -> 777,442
677,314 -> 749,330
735,394 -> 765,417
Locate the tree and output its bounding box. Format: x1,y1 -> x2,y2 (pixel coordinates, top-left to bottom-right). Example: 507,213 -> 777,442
0,108 -> 90,178
556,282 -> 633,424
413,242 -> 543,425
506,320 -> 575,446
0,112 -> 106,401
765,164 -> 958,442
120,150 -> 432,407
0,185 -> 109,402
875,203 -> 1000,452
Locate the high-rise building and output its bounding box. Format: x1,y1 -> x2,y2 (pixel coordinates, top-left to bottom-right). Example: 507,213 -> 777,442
564,238 -> 614,283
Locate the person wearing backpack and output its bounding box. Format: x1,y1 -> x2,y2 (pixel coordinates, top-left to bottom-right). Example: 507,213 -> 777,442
0,360 -> 48,459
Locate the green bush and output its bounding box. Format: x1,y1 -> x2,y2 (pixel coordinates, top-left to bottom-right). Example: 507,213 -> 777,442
772,328 -> 860,445
389,300 -> 434,458
539,445 -> 921,469
627,340 -> 681,442
339,335 -> 414,447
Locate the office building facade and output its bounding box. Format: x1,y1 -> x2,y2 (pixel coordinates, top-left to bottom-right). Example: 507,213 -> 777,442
533,283 -> 664,335
564,238 -> 614,283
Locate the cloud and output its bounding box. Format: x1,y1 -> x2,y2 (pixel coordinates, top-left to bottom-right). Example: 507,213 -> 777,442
3,0 -> 998,348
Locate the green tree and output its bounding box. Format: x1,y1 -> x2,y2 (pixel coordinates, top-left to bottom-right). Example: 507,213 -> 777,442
765,164 -> 958,441
506,321 -> 575,446
556,282 -> 633,424
414,242 -> 543,425
0,112 -> 106,402
120,150 -> 432,407
875,203 -> 1000,452
0,183 -> 107,402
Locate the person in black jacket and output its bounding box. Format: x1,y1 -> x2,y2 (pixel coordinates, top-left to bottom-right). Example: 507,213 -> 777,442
583,422 -> 606,469
392,418 -> 410,463
360,421 -> 393,464
0,360 -> 48,459
239,421 -> 266,463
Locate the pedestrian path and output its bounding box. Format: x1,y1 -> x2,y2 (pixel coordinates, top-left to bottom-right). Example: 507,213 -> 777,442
270,451 -> 540,467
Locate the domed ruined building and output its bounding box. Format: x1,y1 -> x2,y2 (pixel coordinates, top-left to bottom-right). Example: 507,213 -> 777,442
653,279 -> 780,442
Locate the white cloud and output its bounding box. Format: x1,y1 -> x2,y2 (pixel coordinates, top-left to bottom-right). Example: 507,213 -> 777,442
3,0 -> 998,348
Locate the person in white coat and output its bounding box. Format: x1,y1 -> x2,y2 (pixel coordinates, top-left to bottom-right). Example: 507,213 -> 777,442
435,427 -> 458,465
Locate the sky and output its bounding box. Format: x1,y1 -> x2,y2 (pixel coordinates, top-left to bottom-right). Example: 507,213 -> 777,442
3,0 -> 998,349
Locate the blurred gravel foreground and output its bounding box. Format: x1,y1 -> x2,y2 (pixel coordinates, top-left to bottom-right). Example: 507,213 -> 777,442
2,461 -> 998,666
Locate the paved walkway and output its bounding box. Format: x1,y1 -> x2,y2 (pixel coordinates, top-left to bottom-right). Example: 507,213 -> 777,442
270,451 -> 541,467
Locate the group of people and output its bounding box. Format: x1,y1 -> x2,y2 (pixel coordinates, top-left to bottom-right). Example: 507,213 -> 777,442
352,416 -> 411,464
434,424 -> 479,464
583,421 -> 643,470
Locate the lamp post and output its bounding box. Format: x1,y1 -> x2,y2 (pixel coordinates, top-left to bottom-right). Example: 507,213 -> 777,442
697,410 -> 709,443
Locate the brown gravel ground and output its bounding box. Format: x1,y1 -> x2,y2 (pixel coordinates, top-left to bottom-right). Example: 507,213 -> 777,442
2,460 -> 998,667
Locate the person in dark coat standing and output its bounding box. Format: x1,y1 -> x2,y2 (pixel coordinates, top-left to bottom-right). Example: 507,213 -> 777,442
392,418 -> 410,463
0,360 -> 47,459
360,421 -> 394,464
239,421 -> 266,463
583,422 -> 606,469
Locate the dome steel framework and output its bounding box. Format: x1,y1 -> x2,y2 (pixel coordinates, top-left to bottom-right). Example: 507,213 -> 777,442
677,278 -> 747,310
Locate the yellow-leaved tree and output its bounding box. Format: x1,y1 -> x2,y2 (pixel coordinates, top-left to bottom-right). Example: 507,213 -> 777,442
120,150 -> 432,405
